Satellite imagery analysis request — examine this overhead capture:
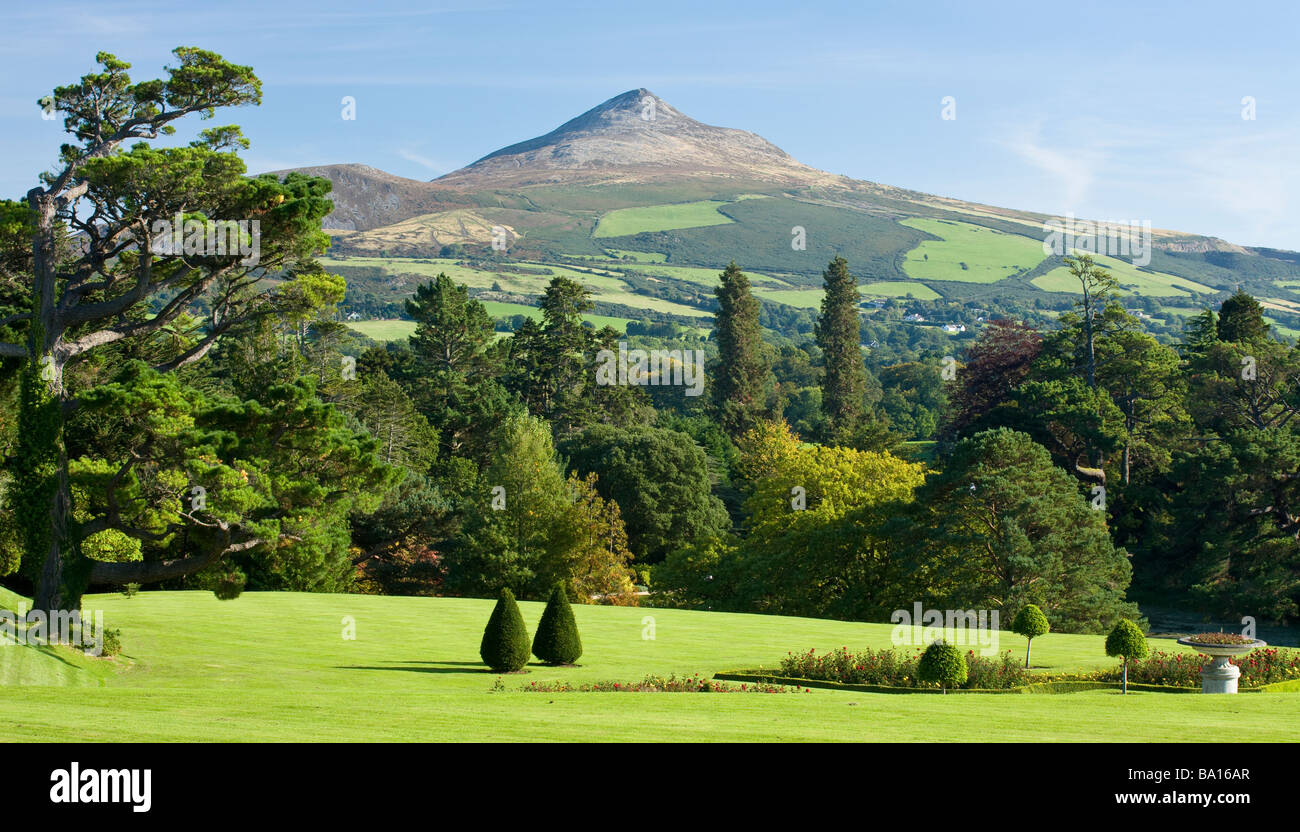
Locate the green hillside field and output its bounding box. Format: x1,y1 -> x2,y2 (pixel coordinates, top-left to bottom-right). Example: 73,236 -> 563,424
754,282 -> 941,309
346,308 -> 639,343
1,590 -> 1294,742
900,218 -> 1049,284
1033,253 -> 1218,298
593,200 -> 736,238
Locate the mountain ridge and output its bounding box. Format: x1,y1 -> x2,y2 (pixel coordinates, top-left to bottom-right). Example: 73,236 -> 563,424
270,89 -> 1268,258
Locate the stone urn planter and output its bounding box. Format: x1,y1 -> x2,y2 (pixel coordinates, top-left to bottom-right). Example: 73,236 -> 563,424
1176,636 -> 1266,694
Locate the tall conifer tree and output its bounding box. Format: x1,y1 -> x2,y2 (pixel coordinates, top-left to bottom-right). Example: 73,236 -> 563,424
711,262 -> 769,438
816,256 -> 868,441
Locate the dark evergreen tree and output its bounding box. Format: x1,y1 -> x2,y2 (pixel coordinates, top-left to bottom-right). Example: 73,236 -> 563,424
816,256 -> 869,442
1216,290 -> 1270,344
537,276 -> 596,434
479,587 -> 532,672
898,428 -> 1139,632
531,582 -> 583,665
559,425 -> 730,564
0,49 -> 354,614
711,262 -> 770,438
1158,428 -> 1300,620
405,274 -> 511,464
1179,308 -> 1219,357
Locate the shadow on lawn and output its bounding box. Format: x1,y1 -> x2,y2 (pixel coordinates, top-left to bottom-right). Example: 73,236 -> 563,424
336,660 -> 512,674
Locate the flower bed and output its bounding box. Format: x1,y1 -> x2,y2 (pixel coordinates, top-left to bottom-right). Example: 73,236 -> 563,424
744,645 -> 1300,692
504,673 -> 806,693
776,646 -> 1034,690
1094,648 -> 1300,688
712,671 -> 1197,695
1180,632 -> 1256,645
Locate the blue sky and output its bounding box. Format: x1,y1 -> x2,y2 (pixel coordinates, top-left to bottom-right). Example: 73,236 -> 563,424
3,0 -> 1299,248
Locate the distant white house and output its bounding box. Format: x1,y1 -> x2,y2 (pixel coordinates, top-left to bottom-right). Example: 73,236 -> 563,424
346,311 -> 361,321
904,313 -> 926,322
943,323 -> 967,333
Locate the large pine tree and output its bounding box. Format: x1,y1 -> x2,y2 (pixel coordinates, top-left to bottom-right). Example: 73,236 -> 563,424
815,256 -> 869,441
900,428 -> 1139,633
1216,289 -> 1270,344
405,274 -> 508,463
504,276 -> 644,436
711,262 -> 769,438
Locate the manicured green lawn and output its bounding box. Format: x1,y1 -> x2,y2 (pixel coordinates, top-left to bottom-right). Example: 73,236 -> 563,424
1,591 -> 1295,742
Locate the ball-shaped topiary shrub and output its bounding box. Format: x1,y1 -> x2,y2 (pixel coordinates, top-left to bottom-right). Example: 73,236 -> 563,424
1011,604 -> 1050,668
1105,618 -> 1149,694
480,588 -> 532,672
532,582 -> 583,665
918,640 -> 968,693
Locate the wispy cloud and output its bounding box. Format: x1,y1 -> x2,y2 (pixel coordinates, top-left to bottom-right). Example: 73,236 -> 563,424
397,148 -> 449,174
1176,128 -> 1300,246
999,124 -> 1101,210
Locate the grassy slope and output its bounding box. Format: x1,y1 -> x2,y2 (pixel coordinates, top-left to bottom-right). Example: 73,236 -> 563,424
900,218 -> 1048,284
1033,254 -> 1217,297
1,591 -> 1295,742
344,320 -> 418,341
593,200 -> 736,238
324,255 -> 711,321
591,196 -> 922,278
754,282 -> 941,309
860,281 -> 942,300
346,309 -> 638,343
0,587 -> 119,688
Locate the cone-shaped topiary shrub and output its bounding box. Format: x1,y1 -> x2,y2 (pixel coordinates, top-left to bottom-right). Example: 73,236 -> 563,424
1105,619 -> 1149,694
532,582 -> 583,665
480,588 -> 531,672
1012,604 -> 1050,668
918,640 -> 968,693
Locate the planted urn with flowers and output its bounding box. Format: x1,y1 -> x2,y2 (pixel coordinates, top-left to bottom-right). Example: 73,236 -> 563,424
1176,633 -> 1267,694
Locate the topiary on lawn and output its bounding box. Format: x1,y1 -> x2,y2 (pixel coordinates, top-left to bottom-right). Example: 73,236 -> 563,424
1105,618 -> 1149,694
532,582 -> 583,665
918,640 -> 967,693
480,588 -> 531,672
1012,604 -> 1050,668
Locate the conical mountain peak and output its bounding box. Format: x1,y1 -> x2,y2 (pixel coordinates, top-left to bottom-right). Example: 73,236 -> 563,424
435,89 -> 826,188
